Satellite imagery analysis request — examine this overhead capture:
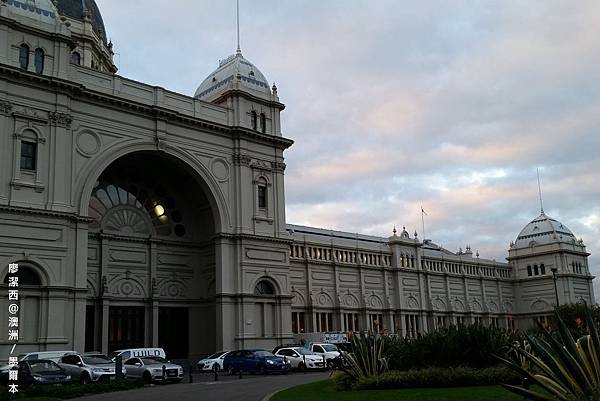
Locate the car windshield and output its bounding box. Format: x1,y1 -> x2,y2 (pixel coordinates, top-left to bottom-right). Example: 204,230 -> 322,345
141,357 -> 167,364
295,348 -> 316,356
207,352 -> 224,359
254,351 -> 274,357
29,360 -> 61,373
83,356 -> 113,365
108,351 -> 119,359
322,344 -> 338,352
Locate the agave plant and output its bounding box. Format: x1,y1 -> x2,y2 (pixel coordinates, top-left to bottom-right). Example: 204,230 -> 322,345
497,305 -> 600,401
338,332 -> 389,382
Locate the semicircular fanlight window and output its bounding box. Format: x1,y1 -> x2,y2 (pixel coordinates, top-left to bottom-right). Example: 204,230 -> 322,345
89,180 -> 186,238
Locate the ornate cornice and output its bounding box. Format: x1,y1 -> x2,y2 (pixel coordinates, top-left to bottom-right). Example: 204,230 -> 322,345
0,205 -> 93,222
0,64 -> 294,150
216,232 -> 293,245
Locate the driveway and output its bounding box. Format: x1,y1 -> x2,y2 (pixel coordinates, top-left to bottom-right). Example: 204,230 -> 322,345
73,371 -> 329,401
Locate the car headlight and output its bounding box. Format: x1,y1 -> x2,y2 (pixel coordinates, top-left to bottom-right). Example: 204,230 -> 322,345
152,368 -> 163,373
33,375 -> 43,381
266,360 -> 274,365
93,368 -> 104,373
66,375 -> 71,380
178,367 -> 183,372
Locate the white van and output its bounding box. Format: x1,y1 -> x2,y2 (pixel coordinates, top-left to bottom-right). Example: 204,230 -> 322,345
109,348 -> 166,361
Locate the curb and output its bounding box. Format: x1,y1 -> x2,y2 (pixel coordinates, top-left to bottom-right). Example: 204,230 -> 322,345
261,388 -> 282,401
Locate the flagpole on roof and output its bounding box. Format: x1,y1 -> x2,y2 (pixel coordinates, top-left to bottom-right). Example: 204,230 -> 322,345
236,0 -> 242,55
421,205 -> 427,241
537,168 -> 544,214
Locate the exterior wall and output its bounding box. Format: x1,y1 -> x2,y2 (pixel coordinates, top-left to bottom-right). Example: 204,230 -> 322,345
0,9 -> 294,359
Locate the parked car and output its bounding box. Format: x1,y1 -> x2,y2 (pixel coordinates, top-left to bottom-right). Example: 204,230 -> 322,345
273,347 -> 325,370
123,356 -> 183,383
0,351 -> 75,375
223,350 -> 290,375
304,343 -> 341,368
109,348 -> 166,361
58,353 -> 125,384
196,351 -> 230,372
0,360 -> 71,387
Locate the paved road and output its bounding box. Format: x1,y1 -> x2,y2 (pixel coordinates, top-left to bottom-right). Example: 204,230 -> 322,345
74,372 -> 328,401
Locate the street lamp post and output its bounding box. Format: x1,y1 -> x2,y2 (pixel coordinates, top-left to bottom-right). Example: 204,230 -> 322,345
551,267 -> 560,307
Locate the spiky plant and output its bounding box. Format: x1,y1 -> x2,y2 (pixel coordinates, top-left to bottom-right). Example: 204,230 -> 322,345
497,305 -> 600,401
339,333 -> 389,382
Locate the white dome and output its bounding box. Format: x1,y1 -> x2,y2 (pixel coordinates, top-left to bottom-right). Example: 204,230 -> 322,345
514,211 -> 578,247
6,0 -> 59,26
195,51 -> 271,100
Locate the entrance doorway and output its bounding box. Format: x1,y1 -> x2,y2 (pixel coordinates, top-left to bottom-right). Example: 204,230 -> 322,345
159,307 -> 189,359
108,306 -> 145,352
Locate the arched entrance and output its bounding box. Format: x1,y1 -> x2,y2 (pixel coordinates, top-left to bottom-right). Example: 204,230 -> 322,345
84,151 -> 220,359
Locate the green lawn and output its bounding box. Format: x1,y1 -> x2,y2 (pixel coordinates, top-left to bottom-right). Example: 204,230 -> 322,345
271,380 -> 525,401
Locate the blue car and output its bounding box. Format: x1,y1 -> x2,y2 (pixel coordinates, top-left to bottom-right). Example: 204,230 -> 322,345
223,350 -> 290,374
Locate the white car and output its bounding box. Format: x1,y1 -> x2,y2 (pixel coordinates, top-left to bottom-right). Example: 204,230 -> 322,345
306,343 -> 340,367
274,347 -> 325,370
123,356 -> 183,383
196,351 -> 229,372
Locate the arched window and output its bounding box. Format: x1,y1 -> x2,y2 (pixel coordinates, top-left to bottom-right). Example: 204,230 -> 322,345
533,265 -> 539,276
34,48 -> 44,74
19,44 -> 29,70
71,51 -> 81,65
260,113 -> 266,133
4,265 -> 41,286
254,280 -> 275,296
250,111 -> 257,130
540,264 -> 546,275
527,265 -> 532,276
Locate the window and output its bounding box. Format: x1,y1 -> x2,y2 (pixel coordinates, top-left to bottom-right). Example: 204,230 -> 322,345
34,48 -> 44,74
540,264 -> 546,275
19,44 -> 29,69
260,113 -> 266,133
315,312 -> 333,332
254,280 -> 275,296
71,52 -> 81,65
250,111 -> 257,130
527,265 -> 532,276
534,265 -> 539,275
4,265 -> 40,286
20,141 -> 37,171
292,312 -> 305,334
258,185 -> 267,209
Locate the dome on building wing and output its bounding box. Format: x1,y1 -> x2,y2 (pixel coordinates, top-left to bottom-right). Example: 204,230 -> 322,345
195,50 -> 271,100
53,0 -> 108,44
514,211 -> 578,247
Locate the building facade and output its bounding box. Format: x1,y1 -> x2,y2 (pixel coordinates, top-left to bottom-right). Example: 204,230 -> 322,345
0,1 -> 595,360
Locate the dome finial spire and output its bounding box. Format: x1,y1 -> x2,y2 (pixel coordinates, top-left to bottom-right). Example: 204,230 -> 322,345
236,0 -> 242,55
537,168 -> 544,214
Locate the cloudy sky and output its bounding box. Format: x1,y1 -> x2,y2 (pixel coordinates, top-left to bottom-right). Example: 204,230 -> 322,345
99,0 -> 600,290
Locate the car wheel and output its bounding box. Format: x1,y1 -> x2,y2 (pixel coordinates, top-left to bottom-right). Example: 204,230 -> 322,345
258,364 -> 266,375
297,362 -> 305,371
80,373 -> 91,385
143,371 -> 153,384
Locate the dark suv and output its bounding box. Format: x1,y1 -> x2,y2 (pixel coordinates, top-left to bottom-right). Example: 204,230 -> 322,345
223,350 -> 290,374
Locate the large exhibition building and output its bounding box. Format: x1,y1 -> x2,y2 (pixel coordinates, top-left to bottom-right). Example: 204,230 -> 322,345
0,0 -> 595,359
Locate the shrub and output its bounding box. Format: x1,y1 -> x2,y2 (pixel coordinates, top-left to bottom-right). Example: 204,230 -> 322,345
338,333 -> 388,383
385,324 -> 520,370
498,305 -> 600,401
335,366 -> 521,390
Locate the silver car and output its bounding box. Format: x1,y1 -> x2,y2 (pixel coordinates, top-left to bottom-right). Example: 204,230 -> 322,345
123,356 -> 183,383
58,353 -> 125,384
